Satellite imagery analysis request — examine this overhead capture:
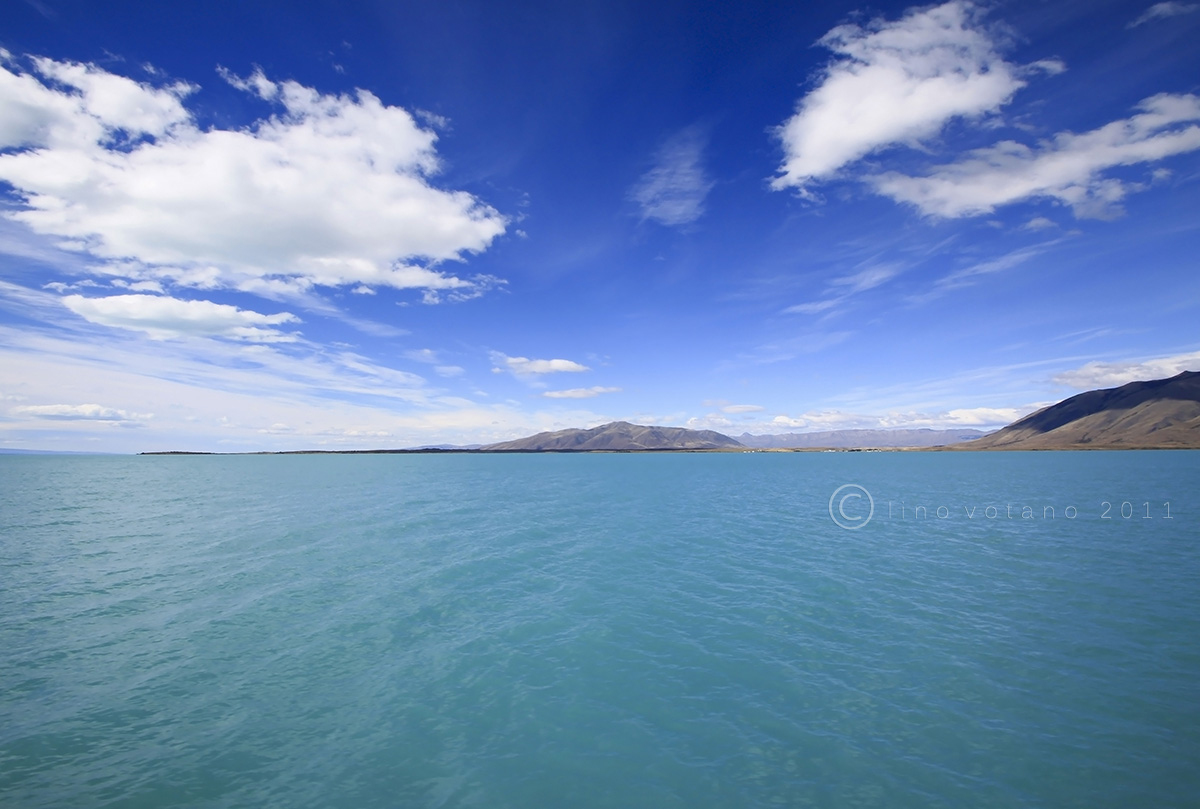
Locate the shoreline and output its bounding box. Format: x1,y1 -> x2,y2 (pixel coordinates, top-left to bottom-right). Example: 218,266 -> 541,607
136,444 -> 1200,456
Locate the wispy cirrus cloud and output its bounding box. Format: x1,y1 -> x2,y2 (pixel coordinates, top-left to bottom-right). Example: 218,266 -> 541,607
736,330 -> 855,366
1129,2 -> 1199,28
630,126 -> 713,226
906,243 -> 1051,303
786,262 -> 904,315
541,386 -> 621,399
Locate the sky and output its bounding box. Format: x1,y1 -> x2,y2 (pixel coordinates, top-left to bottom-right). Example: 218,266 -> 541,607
1,0 -> 1198,452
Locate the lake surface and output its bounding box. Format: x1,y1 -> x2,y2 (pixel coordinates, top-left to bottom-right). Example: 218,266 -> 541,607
2,451 -> 1198,808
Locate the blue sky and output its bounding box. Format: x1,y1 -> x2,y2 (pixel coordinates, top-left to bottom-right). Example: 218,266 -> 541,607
1,0 -> 1198,451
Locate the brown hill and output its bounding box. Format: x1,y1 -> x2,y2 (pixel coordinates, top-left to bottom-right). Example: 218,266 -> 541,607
481,421 -> 743,451
968,370 -> 1200,449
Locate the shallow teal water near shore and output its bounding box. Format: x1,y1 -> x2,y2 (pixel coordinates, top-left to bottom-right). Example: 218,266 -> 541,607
2,451 -> 1198,808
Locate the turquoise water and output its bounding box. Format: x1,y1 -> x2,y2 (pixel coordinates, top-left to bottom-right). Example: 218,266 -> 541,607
2,451 -> 1198,808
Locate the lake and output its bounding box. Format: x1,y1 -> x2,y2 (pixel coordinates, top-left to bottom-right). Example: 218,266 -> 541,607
2,451 -> 1198,807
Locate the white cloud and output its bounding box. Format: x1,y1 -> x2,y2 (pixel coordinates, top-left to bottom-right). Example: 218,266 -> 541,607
11,402 -> 150,421
217,65 -> 278,100
62,293 -> 300,341
419,274 -> 506,304
0,56 -> 507,297
922,406 -> 1025,427
542,386 -> 621,399
685,414 -> 734,430
404,348 -> 440,364
772,1 -> 1027,192
490,352 -> 590,377
0,54 -> 193,150
630,127 -> 713,226
873,94 -> 1200,218
829,264 -> 902,294
1129,2 -> 1199,27
769,410 -> 880,430
721,404 -> 763,414
1052,351 -> 1200,389
112,279 -> 165,293
785,298 -> 843,315
1022,216 -> 1057,231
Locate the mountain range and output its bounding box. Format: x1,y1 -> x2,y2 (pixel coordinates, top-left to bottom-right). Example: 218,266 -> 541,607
736,428 -> 988,449
480,423 -> 986,452
479,372 -> 1200,452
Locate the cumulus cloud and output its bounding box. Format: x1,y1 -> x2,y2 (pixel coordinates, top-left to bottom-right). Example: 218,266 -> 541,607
772,1 -> 1027,193
925,406 -> 1026,427
685,414 -> 734,430
873,93 -> 1200,218
1052,351 -> 1200,389
0,55 -> 507,298
0,53 -> 193,149
11,402 -> 150,422
1129,2 -> 1199,27
62,293 -> 300,341
720,404 -> 763,414
630,127 -> 714,226
490,352 -> 590,377
542,386 -> 621,399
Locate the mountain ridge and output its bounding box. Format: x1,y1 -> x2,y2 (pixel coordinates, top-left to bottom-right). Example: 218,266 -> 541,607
965,370 -> 1200,449
480,421 -> 743,451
